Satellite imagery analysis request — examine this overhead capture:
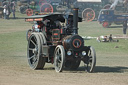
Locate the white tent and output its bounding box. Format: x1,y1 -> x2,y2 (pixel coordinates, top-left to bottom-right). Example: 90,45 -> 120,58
77,0 -> 101,2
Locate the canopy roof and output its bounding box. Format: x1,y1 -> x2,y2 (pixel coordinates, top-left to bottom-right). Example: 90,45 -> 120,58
25,13 -> 82,22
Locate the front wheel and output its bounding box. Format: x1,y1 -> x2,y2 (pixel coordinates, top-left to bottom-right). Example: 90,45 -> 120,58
54,45 -> 65,72
84,46 -> 96,72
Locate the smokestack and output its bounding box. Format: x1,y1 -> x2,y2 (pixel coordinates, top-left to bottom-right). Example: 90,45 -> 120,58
73,8 -> 79,34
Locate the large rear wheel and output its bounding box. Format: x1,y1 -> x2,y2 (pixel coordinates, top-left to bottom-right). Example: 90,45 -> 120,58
27,33 -> 45,69
54,45 -> 65,72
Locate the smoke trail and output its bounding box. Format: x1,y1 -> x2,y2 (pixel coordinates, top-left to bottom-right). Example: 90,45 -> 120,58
73,1 -> 78,8
110,0 -> 119,9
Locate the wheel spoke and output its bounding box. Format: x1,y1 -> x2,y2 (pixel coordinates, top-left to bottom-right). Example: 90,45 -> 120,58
32,58 -> 37,64
58,63 -> 61,68
29,48 -> 34,51
57,58 -> 61,63
30,40 -> 36,46
88,50 -> 91,56
57,49 -> 60,55
28,55 -> 36,60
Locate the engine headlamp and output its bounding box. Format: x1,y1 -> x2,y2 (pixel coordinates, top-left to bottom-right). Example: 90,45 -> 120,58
67,51 -> 72,56
34,24 -> 39,29
82,51 -> 86,56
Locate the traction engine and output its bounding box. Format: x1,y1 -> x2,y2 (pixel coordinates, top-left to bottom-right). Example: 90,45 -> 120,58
25,8 -> 96,72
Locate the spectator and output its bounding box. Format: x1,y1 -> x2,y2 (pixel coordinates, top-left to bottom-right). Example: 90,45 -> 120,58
3,5 -> 7,19
6,7 -> 9,19
109,34 -> 119,42
109,34 -> 113,42
123,20 -> 127,36
102,36 -> 109,42
11,1 -> 16,19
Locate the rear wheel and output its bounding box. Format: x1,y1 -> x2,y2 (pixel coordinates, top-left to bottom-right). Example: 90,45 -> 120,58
54,45 -> 65,72
27,33 -> 45,69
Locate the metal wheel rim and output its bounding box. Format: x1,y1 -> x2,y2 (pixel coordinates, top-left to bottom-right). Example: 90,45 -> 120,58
26,8 -> 33,16
86,46 -> 96,72
82,8 -> 95,22
54,45 -> 65,72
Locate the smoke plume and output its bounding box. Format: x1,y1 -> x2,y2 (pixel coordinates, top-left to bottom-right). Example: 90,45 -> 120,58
110,0 -> 119,9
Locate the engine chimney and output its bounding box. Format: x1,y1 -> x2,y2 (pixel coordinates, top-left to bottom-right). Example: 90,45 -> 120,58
73,8 -> 79,34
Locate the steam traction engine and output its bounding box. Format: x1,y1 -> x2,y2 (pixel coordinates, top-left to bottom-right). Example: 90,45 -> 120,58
25,8 -> 96,72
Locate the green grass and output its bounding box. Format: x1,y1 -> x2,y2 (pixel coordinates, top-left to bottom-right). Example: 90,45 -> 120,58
0,31 -> 27,57
78,21 -> 123,36
0,16 -> 128,71
78,21 -> 128,55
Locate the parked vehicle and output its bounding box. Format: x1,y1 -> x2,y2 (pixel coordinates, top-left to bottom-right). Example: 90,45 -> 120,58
18,0 -> 111,21
98,0 -> 127,28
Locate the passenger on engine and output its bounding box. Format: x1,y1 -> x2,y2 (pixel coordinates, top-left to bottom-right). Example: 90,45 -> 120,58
54,21 -> 62,28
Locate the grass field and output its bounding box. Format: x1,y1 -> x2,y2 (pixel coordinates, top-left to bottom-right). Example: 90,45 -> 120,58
0,14 -> 128,85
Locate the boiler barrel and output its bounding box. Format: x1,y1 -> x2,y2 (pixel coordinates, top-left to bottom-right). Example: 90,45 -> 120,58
62,35 -> 84,51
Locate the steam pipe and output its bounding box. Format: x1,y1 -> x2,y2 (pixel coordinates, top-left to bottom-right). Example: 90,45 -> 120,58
73,8 -> 79,34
